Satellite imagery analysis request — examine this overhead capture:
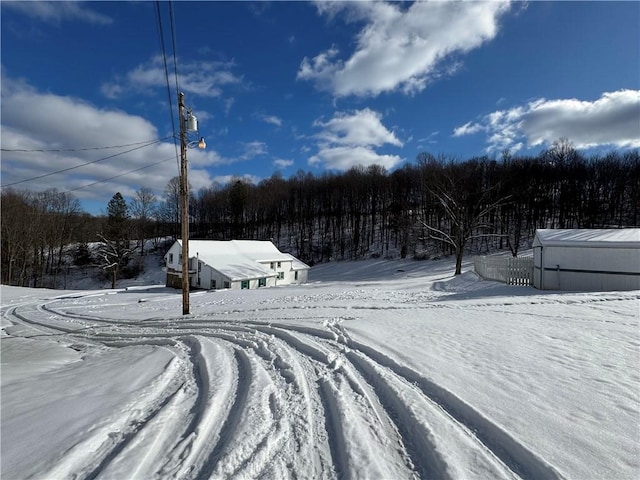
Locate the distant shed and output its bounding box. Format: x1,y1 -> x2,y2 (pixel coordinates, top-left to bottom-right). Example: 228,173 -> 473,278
532,229 -> 640,291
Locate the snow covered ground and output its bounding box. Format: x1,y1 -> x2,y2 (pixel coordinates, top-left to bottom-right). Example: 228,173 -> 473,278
1,258 -> 639,479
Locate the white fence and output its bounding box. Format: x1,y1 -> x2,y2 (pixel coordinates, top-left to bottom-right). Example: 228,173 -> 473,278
473,255 -> 533,286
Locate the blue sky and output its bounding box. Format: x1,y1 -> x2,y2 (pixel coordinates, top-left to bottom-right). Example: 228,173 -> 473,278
1,1 -> 639,214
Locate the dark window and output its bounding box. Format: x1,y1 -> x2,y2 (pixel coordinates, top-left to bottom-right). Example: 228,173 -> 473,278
241,280 -> 250,289
258,278 -> 266,287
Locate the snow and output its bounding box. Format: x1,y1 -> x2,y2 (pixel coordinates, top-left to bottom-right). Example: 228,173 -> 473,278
534,228 -> 640,247
1,257 -> 639,479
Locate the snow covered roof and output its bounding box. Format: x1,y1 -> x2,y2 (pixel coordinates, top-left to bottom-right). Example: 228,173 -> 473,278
174,240 -> 308,281
533,229 -> 640,248
283,253 -> 311,271
230,240 -> 292,263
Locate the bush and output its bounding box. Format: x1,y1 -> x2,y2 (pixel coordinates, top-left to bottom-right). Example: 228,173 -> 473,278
73,243 -> 93,266
121,257 -> 143,279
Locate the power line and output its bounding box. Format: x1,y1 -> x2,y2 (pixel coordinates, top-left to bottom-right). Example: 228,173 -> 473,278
1,136 -> 171,153
63,155 -> 176,194
169,2 -> 181,97
155,1 -> 181,174
1,138 -> 167,188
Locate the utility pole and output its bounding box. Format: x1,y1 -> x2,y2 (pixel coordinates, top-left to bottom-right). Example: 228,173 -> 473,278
179,92 -> 190,315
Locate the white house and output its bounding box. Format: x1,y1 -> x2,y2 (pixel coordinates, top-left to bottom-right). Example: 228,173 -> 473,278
164,240 -> 310,290
532,229 -> 640,291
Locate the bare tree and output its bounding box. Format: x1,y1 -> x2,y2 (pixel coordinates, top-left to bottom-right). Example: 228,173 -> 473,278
419,157 -> 510,274
157,176 -> 189,240
46,190 -> 82,288
130,187 -> 158,255
96,234 -> 132,289
1,189 -> 33,285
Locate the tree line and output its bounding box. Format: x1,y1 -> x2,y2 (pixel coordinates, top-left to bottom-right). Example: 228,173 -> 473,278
2,144 -> 639,287
0,188 -> 171,288
191,147 -> 639,269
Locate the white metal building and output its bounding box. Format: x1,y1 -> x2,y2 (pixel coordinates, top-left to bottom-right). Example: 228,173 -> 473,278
164,240 -> 310,290
532,229 -> 640,291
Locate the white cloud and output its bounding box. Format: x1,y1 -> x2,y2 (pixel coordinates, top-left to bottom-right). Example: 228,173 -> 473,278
314,108 -> 402,147
101,56 -> 243,99
224,98 -> 235,115
452,122 -> 484,137
454,90 -> 640,152
240,141 -> 268,160
416,131 -> 439,149
0,72 -> 221,206
297,46 -> 340,86
298,0 -> 511,97
309,109 -> 403,171
99,83 -> 124,100
274,159 -> 294,168
255,113 -> 283,127
309,146 -> 402,171
2,1 -> 113,25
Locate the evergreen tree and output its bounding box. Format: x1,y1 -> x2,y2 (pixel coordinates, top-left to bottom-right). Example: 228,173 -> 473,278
106,192 -> 129,238
99,192 -> 132,288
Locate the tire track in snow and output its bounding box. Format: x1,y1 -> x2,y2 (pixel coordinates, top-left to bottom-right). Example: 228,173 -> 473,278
4,293 -> 565,479
179,336 -> 211,444
344,335 -> 563,480
198,330 -> 332,478
5,303 -> 103,339
245,322 -> 562,480
5,302 -> 213,480
83,379 -> 184,480
317,377 -> 352,479
172,325 -> 392,478
33,347 -> 185,480
326,320 -> 561,479
159,337 -> 243,480
344,351 -> 451,479
248,325 -> 432,479
4,301 -> 500,478
195,347 -> 252,480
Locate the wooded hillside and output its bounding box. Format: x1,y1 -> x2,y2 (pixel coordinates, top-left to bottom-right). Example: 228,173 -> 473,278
2,148 -> 639,287
192,150 -> 639,265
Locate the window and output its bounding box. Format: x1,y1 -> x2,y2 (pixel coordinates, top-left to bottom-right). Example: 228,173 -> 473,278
295,271 -> 298,281
178,254 -> 182,263
224,281 -> 231,289
278,272 -> 285,280
198,262 -> 202,273
270,262 -> 275,269
169,253 -> 174,264
258,278 -> 266,287
241,280 -> 250,289
211,279 -> 216,289
277,261 -> 282,268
